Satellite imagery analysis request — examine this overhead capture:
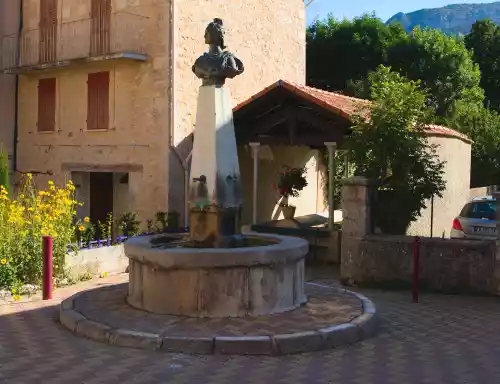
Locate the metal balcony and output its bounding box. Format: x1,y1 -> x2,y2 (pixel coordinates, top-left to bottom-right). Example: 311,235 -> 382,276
0,12 -> 148,74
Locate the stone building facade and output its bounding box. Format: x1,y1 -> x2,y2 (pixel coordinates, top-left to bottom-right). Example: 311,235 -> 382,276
0,0 -> 20,171
0,0 -> 306,225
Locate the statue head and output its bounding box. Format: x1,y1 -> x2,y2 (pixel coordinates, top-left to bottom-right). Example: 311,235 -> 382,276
204,18 -> 226,49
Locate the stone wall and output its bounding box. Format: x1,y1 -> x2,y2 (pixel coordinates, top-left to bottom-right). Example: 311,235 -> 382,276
0,0 -> 20,172
407,135 -> 471,238
65,244 -> 128,280
17,0 -> 171,221
169,0 -> 307,213
340,176 -> 500,295
342,235 -> 498,294
14,0 -> 307,224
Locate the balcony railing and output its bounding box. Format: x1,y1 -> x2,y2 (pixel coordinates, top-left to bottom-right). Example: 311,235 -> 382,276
0,34 -> 18,70
0,12 -> 148,72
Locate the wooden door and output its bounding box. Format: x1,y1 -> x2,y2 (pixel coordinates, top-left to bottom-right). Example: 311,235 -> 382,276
90,172 -> 114,238
39,0 -> 58,63
90,0 -> 111,55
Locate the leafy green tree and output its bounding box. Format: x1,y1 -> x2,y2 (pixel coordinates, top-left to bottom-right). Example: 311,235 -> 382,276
307,15 -> 483,119
465,19 -> 500,111
348,66 -> 445,234
446,101 -> 500,187
387,27 -> 484,117
306,14 -> 406,92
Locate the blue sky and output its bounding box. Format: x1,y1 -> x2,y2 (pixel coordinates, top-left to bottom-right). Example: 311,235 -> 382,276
306,0 -> 500,24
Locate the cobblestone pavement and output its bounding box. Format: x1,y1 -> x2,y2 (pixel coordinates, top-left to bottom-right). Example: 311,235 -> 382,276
2,272 -> 500,383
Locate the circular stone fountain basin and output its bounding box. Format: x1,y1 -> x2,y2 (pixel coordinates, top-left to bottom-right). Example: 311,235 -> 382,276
124,233 -> 309,318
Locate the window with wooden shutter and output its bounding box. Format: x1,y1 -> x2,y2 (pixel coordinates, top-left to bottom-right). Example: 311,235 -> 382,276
87,72 -> 110,130
39,0 -> 58,63
37,78 -> 56,132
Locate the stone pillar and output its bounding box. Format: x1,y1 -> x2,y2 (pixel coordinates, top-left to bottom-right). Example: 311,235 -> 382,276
249,142 -> 260,225
324,142 -> 337,230
340,176 -> 372,285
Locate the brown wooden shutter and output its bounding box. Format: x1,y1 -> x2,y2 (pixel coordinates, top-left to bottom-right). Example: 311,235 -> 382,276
97,72 -> 110,130
39,0 -> 57,63
38,78 -> 56,132
91,0 -> 111,55
87,72 -> 110,130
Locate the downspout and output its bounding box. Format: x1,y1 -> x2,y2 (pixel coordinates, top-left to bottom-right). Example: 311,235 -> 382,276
167,0 -> 191,227
430,195 -> 434,237
13,0 -> 24,172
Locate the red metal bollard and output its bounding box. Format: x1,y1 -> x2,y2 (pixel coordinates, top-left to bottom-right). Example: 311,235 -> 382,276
42,236 -> 53,300
412,236 -> 420,303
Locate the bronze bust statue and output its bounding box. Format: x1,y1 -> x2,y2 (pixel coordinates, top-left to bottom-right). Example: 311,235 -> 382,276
192,18 -> 244,86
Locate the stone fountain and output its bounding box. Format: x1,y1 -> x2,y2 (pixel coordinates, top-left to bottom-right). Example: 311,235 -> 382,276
125,18 -> 309,318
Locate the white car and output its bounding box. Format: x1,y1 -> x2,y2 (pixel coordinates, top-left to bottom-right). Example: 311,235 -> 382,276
450,196 -> 497,240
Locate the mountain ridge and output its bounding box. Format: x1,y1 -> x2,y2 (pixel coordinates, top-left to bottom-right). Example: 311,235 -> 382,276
386,1 -> 500,34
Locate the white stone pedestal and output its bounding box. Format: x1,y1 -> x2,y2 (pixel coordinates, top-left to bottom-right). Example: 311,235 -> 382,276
189,85 -> 242,208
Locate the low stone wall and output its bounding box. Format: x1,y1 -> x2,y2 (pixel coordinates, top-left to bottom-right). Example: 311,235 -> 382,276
65,245 -> 128,280
247,225 -> 341,265
311,230 -> 341,264
342,235 -> 498,294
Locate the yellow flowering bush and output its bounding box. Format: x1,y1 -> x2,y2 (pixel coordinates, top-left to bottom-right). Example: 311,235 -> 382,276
0,174 -> 81,290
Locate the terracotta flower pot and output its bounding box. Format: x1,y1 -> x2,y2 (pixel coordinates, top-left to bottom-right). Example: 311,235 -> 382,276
282,205 -> 296,220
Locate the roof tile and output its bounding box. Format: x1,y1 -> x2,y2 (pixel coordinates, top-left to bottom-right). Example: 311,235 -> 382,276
233,80 -> 472,143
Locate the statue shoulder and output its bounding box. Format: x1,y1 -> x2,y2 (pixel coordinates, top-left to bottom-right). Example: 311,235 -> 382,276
221,51 -> 244,73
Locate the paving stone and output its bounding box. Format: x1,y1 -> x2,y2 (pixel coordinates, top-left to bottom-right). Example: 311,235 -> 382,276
59,309 -> 86,332
162,336 -> 215,354
351,312 -> 378,338
273,331 -> 324,355
109,328 -> 162,350
4,271 -> 500,383
215,336 -> 273,355
67,282 -> 363,339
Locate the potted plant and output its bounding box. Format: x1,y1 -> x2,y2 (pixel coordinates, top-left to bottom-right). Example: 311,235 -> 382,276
273,166 -> 308,219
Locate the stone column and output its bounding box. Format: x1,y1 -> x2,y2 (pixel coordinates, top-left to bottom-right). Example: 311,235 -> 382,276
340,176 -> 372,285
249,142 -> 260,225
324,142 -> 337,230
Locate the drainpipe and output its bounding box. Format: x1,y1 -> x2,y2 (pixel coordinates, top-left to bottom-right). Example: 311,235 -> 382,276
430,195 -> 434,237
13,0 -> 24,173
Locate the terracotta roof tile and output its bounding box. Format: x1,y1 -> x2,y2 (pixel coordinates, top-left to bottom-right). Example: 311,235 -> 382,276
233,79 -> 472,143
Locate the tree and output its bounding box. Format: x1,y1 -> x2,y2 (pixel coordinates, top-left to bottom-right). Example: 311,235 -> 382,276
465,19 -> 500,111
387,27 -> 484,118
348,66 -> 446,234
306,14 -> 406,92
446,101 -> 500,187
307,15 -> 483,119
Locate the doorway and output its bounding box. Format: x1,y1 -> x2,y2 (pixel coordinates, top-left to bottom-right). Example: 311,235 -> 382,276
90,172 -> 113,238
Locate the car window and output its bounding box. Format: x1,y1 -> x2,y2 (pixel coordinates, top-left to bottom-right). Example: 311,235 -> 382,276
460,201 -> 497,220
